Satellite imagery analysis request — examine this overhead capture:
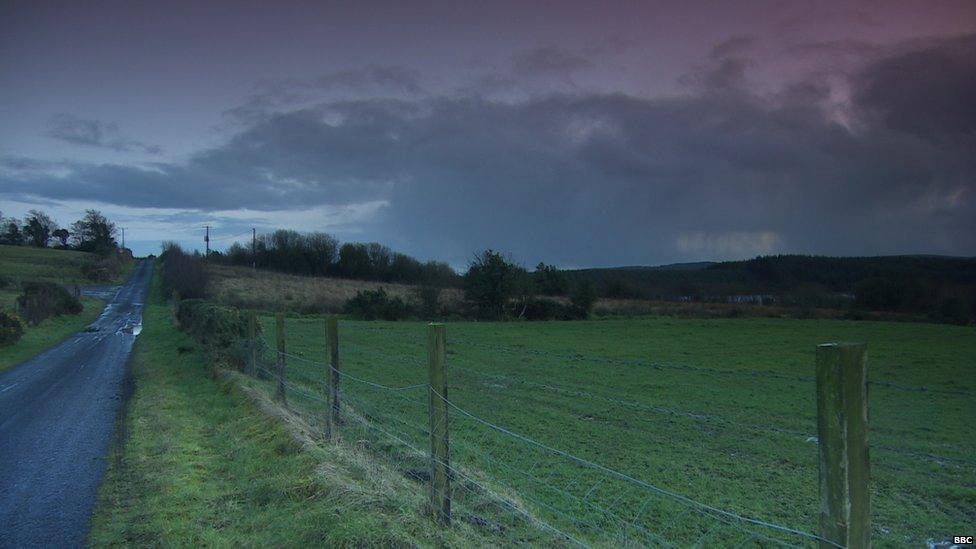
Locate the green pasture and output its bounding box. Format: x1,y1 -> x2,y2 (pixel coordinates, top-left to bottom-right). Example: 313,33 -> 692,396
250,314 -> 975,547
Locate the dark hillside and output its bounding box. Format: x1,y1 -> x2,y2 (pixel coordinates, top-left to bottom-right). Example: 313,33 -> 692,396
565,255 -> 976,324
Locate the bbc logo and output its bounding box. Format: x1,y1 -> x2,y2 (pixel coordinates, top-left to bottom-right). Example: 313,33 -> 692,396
955,536 -> 974,545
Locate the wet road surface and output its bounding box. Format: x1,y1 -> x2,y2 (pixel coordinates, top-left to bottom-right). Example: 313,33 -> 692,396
0,259 -> 152,547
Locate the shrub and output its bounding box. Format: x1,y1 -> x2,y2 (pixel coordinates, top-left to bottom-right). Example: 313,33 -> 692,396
0,310 -> 25,346
414,285 -> 442,319
570,280 -> 598,318
344,288 -> 412,321
16,281 -> 83,325
176,299 -> 253,353
160,243 -> 209,299
0,273 -> 10,289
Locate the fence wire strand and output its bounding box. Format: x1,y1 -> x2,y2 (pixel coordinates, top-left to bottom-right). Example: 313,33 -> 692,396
229,319 -> 974,548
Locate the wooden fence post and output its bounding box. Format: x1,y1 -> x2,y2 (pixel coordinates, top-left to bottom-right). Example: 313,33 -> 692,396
275,312 -> 286,404
816,342 -> 869,548
326,316 -> 340,442
427,323 -> 451,526
247,311 -> 257,376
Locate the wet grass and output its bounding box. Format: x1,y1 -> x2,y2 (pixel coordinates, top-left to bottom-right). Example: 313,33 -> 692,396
256,314 -> 976,547
0,294 -> 102,373
90,274 -> 507,547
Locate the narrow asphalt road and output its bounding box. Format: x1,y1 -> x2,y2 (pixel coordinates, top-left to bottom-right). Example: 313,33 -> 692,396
0,259 -> 153,548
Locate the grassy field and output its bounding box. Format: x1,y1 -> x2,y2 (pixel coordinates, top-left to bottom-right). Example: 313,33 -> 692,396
0,244 -> 101,286
208,263 -> 464,313
243,314 -> 975,546
0,244 -> 135,287
89,275 -> 508,547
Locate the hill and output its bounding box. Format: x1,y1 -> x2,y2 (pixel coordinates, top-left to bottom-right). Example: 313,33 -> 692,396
0,245 -> 103,287
566,255 -> 976,324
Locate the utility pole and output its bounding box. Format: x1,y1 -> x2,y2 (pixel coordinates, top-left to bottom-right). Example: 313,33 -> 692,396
252,227 -> 256,269
204,225 -> 210,258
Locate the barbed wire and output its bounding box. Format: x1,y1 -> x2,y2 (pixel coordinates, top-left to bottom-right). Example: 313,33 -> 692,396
240,323 -> 974,545
275,348 -> 429,392
429,387 -> 840,548
447,362 -> 976,469
251,361 -> 587,546
254,332 -> 976,469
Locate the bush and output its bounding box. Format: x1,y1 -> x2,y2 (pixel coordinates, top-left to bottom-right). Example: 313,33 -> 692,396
0,310 -> 25,346
176,299 -> 253,352
16,281 -> 83,325
160,243 -> 209,299
344,288 -> 412,321
414,285 -> 442,319
570,280 -> 598,318
0,273 -> 10,289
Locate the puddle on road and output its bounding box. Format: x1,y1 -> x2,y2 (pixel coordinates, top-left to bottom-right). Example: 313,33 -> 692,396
118,323 -> 143,336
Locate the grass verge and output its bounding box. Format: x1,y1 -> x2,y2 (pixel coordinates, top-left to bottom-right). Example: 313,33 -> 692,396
0,294 -> 102,373
89,273 -> 499,546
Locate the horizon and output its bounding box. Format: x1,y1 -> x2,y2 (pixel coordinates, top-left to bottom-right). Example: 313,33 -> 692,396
2,0 -> 975,267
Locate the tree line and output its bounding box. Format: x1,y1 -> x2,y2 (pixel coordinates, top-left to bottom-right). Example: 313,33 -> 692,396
566,254 -> 976,325
0,209 -> 120,255
182,228 -> 976,324
217,230 -> 599,319
218,230 -> 457,286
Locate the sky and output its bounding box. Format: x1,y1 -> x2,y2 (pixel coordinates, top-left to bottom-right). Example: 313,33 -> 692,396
1,0 -> 974,267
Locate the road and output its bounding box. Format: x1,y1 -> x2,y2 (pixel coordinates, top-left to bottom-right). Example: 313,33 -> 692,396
0,259 -> 153,548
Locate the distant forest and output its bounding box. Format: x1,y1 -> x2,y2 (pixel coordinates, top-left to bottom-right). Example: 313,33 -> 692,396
565,255 -> 976,324
213,230 -> 976,325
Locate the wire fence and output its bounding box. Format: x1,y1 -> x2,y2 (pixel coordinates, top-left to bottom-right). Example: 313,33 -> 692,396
223,317 -> 974,548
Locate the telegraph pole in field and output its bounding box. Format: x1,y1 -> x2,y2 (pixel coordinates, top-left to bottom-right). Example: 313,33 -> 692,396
204,225 -> 210,258
252,227 -> 256,269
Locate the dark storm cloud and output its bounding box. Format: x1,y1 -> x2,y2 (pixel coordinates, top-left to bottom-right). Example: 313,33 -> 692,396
710,36 -> 755,59
44,114 -> 162,154
786,38 -> 880,59
5,35 -> 975,266
852,33 -> 976,142
680,36 -> 755,93
225,65 -> 425,125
